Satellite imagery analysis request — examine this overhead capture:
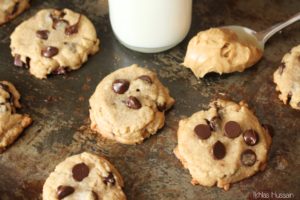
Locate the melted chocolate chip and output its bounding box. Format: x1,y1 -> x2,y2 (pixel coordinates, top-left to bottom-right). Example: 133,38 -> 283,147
224,121 -> 241,138
65,24 -> 79,35
11,2 -> 19,15
112,79 -> 130,94
57,185 -> 74,199
243,129 -> 259,146
213,141 -> 226,160
65,15 -> 81,35
125,96 -> 142,109
138,75 -> 152,84
72,163 -> 89,182
206,116 -> 220,131
14,54 -> 24,67
157,103 -> 166,112
52,67 -> 67,75
103,172 -> 115,185
241,149 -> 256,166
287,92 -> 292,104
26,57 -> 31,68
92,191 -> 99,200
41,46 -> 59,58
194,124 -> 211,140
36,30 -> 50,40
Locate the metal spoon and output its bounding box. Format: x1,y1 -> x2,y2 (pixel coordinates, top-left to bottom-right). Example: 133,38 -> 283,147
223,12 -> 300,51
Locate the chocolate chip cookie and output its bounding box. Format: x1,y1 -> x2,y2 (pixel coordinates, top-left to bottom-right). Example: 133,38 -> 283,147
43,152 -> 126,200
183,28 -> 262,78
0,0 -> 29,25
10,8 -> 99,79
273,44 -> 300,110
89,64 -> 175,144
174,99 -> 272,190
0,81 -> 32,153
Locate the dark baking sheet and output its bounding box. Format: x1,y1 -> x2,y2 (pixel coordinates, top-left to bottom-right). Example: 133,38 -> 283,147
0,0 -> 300,199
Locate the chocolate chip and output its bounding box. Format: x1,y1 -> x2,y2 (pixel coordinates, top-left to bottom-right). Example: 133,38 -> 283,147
36,30 -> 50,40
125,96 -> 142,109
57,185 -> 74,199
11,2 -> 19,15
241,149 -> 256,166
65,24 -> 79,35
25,57 -> 31,69
287,92 -> 292,104
41,46 -> 59,58
14,54 -> 24,67
194,124 -> 211,140
224,121 -> 241,138
278,63 -> 285,75
72,163 -> 89,182
103,172 -> 115,185
138,75 -> 152,84
65,15 -> 81,35
92,191 -> 99,200
112,79 -> 130,94
243,129 -> 259,146
213,141 -> 226,160
52,67 -> 67,75
206,116 -> 220,131
157,103 -> 166,112
297,102 -> 300,108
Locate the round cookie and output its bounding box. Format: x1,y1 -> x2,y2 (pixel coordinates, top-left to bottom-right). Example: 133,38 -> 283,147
0,81 -> 32,153
0,0 -> 29,25
174,99 -> 272,190
183,28 -> 262,78
10,8 -> 99,79
43,152 -> 126,200
89,64 -> 175,144
273,44 -> 300,110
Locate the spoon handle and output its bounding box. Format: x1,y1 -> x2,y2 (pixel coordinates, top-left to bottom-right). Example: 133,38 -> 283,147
256,12 -> 300,45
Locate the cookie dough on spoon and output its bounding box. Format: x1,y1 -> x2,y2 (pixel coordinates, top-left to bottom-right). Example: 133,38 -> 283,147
183,28 -> 262,78
183,12 -> 300,78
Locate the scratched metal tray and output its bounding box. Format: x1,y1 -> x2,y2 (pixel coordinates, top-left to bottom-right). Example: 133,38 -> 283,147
0,0 -> 299,199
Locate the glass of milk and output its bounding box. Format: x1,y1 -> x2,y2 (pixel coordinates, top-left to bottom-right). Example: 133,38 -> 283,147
108,0 -> 193,53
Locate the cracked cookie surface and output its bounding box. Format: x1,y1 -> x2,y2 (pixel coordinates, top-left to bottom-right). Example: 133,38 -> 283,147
89,64 -> 175,144
0,0 -> 29,25
0,81 -> 32,153
273,44 -> 300,110
10,8 -> 99,79
174,99 -> 272,190
43,152 -> 126,200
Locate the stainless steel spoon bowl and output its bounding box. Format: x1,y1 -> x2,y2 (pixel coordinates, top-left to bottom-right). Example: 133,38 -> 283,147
223,12 -> 300,51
